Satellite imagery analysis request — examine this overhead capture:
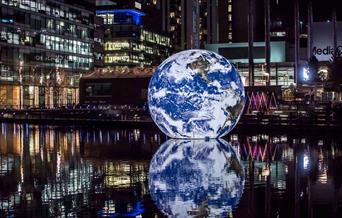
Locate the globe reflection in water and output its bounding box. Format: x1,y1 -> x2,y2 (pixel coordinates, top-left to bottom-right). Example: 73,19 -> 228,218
148,139 -> 245,217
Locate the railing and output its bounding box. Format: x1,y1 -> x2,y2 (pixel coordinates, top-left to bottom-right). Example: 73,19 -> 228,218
0,106 -> 340,128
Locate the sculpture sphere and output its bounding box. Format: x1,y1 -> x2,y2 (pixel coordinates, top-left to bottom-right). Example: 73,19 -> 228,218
148,49 -> 245,138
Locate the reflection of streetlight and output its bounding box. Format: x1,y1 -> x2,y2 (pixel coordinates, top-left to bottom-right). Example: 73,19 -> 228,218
303,153 -> 310,170
19,60 -> 24,109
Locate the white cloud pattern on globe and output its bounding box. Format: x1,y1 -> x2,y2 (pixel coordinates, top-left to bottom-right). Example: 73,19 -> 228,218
148,49 -> 245,138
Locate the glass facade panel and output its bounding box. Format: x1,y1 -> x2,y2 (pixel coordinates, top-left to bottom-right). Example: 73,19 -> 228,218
0,0 -> 95,108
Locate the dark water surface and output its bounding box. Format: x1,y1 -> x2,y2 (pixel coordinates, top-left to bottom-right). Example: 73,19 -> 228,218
0,123 -> 342,218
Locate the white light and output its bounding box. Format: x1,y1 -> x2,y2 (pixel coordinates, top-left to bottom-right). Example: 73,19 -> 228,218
303,154 -> 309,170
303,67 -> 309,81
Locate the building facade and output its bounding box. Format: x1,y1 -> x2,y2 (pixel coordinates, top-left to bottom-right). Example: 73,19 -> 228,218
161,0 -> 219,50
206,42 -> 295,87
96,9 -> 171,67
0,0 -> 96,109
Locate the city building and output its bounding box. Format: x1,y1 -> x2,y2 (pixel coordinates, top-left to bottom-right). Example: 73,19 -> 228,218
162,0 -> 218,50
206,41 -> 295,87
96,1 -> 172,68
0,0 -> 96,109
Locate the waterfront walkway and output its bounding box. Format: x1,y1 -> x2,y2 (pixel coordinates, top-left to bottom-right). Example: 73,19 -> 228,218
0,105 -> 340,130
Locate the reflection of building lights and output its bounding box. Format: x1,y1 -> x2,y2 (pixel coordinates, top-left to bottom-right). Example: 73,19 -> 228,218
39,76 -> 44,85
261,166 -> 270,177
230,134 -> 238,141
303,154 -> 309,170
56,70 -> 62,85
318,168 -> 328,184
28,86 -> 34,94
280,136 -> 287,142
261,135 -> 269,140
272,137 -> 280,143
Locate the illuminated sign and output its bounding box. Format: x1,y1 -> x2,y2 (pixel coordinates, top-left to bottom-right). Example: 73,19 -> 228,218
312,46 -> 342,56
312,22 -> 342,61
33,54 -> 69,62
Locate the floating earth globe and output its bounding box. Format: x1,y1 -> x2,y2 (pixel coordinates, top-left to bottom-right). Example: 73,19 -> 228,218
148,49 -> 245,138
148,139 -> 245,217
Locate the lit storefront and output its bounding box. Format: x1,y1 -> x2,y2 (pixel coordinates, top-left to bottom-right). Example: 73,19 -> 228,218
0,0 -> 95,108
206,41 -> 295,87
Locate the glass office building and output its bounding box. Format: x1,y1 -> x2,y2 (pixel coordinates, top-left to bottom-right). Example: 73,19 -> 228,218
206,41 -> 295,87
97,9 -> 171,67
0,0 -> 95,108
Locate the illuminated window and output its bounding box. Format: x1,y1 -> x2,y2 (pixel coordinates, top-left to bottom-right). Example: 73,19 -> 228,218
105,41 -> 130,51
228,5 -> 232,12
107,14 -> 114,24
105,54 -> 131,64
228,14 -> 232,21
98,14 -> 107,24
47,19 -> 54,29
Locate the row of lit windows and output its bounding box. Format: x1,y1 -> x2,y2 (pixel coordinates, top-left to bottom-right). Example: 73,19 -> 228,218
98,14 -> 114,25
31,54 -> 93,70
104,54 -> 150,65
97,13 -> 139,25
1,0 -> 92,25
239,66 -> 295,87
104,41 -> 164,55
140,30 -> 171,47
48,55 -> 93,70
46,19 -> 90,39
40,34 -> 92,55
0,27 -> 92,56
0,5 -> 92,40
228,2 -> 233,41
105,41 -> 130,50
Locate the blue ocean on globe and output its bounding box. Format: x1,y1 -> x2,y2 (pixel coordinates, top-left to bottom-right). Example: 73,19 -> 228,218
148,139 -> 245,217
148,49 -> 245,138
